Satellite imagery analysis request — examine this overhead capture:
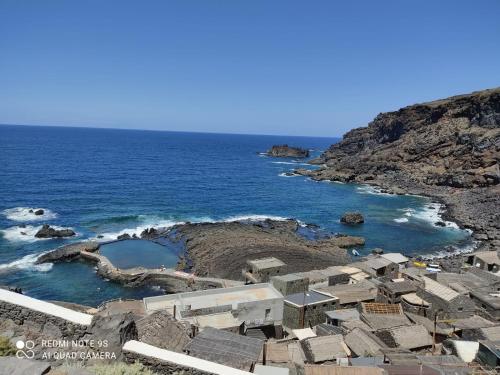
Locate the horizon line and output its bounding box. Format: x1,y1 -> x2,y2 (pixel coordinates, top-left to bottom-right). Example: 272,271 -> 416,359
0,122 -> 343,139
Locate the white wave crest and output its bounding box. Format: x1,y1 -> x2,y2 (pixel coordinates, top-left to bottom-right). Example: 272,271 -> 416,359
393,217 -> 409,223
412,203 -> 460,229
92,219 -> 182,241
422,240 -> 479,260
356,185 -> 394,196
222,214 -> 290,223
2,207 -> 57,222
0,253 -> 53,272
279,172 -> 298,178
0,225 -> 76,243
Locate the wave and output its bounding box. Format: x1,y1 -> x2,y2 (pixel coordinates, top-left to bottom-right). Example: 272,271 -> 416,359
91,219 -> 181,242
410,204 -> 460,230
2,207 -> 57,222
278,172 -> 298,178
92,214 -> 292,241
221,214 -> 290,223
0,252 -> 52,272
393,217 -> 409,223
271,161 -> 299,165
0,225 -> 76,243
422,240 -> 479,260
356,185 -> 394,197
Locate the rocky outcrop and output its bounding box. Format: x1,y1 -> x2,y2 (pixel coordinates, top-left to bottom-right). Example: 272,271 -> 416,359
341,212 -> 364,224
297,88 -> 500,249
36,241 -> 99,264
35,224 -> 75,238
140,227 -> 158,239
136,311 -> 191,352
265,144 -> 310,158
176,219 -> 352,280
34,209 -> 44,216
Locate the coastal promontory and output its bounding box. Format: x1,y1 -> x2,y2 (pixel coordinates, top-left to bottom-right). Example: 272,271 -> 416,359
296,88 -> 500,248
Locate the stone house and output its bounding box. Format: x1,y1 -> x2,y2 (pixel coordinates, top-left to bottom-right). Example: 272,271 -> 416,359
271,273 -> 309,296
416,276 -> 476,319
283,290 -> 338,329
243,257 -> 286,283
465,251 -> 500,273
377,280 -> 417,304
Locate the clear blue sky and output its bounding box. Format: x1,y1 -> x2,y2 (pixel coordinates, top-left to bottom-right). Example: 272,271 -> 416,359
1,1 -> 499,137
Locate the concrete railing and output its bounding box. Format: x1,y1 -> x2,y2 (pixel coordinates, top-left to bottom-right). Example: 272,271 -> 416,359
123,340 -> 253,375
0,288 -> 93,326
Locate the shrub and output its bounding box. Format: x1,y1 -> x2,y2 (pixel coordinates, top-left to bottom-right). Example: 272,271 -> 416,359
90,361 -> 156,375
0,336 -> 16,356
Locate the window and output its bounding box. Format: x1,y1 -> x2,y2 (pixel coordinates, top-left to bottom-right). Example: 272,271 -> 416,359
457,307 -> 463,312
265,308 -> 271,320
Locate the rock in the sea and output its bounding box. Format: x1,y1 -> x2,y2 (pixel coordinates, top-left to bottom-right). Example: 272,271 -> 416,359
341,212 -> 365,224
265,144 -> 310,158
36,241 -> 99,264
34,224 -> 75,238
140,227 -> 158,239
34,209 -> 44,216
435,221 -> 446,227
117,233 -> 132,240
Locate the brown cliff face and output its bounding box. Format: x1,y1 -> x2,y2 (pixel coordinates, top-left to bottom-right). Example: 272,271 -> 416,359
298,88 -> 500,248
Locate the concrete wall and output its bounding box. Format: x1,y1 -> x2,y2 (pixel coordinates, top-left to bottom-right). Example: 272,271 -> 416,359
123,340 -> 252,375
271,276 -> 309,296
283,300 -> 337,329
235,298 -> 284,328
0,300 -> 90,340
417,289 -> 475,319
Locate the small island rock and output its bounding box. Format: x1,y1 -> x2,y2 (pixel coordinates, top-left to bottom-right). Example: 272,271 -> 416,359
341,212 -> 365,224
35,224 -> 75,238
34,209 -> 44,216
265,144 -> 309,158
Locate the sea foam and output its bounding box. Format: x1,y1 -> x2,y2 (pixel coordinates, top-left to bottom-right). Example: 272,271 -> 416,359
0,225 -> 76,243
2,207 -> 57,222
0,252 -> 53,272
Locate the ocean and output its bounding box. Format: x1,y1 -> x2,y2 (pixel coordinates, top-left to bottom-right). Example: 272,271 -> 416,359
0,125 -> 473,306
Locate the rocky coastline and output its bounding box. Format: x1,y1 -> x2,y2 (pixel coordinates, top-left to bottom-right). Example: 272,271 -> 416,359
295,88 -> 500,251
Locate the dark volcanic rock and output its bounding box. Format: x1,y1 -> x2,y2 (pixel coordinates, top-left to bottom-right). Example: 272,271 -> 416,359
302,88 -> 500,249
341,212 -> 365,224
117,233 -> 132,240
140,227 -> 158,239
36,241 -> 99,264
266,144 -> 310,158
34,209 -> 44,216
175,219 -> 351,280
35,224 -> 75,238
86,312 -> 138,361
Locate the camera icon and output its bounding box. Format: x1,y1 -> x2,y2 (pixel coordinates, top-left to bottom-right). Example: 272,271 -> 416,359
15,340 -> 35,359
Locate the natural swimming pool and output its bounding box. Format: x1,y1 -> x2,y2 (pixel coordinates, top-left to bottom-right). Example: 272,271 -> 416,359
99,239 -> 178,269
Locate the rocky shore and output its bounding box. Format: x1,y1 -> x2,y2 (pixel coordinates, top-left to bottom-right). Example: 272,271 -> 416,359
295,88 -> 500,250
174,219 -> 360,280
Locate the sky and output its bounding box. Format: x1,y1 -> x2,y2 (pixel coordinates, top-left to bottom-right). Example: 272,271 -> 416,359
1,1 -> 499,137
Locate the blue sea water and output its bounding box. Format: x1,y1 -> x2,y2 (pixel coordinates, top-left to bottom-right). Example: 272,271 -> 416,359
0,125 -> 473,306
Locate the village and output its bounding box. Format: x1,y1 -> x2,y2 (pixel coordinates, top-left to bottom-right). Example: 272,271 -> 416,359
1,247 -> 500,375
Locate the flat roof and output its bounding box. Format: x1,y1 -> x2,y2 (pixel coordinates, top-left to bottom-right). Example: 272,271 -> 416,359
380,253 -> 409,264
248,257 -> 285,269
143,283 -> 283,313
0,288 -> 93,326
325,309 -> 360,321
285,290 -> 337,307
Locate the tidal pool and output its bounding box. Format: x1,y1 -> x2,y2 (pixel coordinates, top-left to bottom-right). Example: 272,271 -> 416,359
99,239 -> 178,269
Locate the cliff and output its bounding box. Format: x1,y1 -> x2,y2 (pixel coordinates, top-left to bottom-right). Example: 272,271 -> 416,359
297,88 -> 500,248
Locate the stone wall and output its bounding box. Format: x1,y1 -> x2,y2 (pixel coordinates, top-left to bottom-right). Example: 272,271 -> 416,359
0,300 -> 89,340
283,301 -> 335,329
124,351 -> 216,375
